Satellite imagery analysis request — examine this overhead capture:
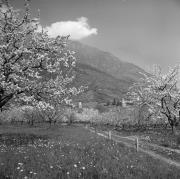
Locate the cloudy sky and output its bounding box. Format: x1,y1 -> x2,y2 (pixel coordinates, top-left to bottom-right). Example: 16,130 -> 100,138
10,0 -> 180,71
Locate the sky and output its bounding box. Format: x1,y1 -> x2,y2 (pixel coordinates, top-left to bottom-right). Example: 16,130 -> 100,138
8,0 -> 180,72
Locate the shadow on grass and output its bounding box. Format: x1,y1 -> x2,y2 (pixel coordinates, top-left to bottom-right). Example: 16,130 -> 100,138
0,133 -> 48,146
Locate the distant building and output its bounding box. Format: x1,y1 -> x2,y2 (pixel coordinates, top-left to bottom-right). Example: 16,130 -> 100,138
78,102 -> 82,109
122,98 -> 126,107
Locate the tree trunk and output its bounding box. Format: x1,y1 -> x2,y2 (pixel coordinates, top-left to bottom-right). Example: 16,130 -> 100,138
30,120 -> 34,126
171,125 -> 178,135
0,94 -> 13,109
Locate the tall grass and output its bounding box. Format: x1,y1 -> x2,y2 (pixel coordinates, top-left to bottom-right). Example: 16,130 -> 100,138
0,125 -> 180,179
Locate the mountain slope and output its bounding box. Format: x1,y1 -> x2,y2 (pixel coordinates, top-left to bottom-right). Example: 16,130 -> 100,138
68,41 -> 145,103
69,41 -> 145,81
73,63 -> 132,103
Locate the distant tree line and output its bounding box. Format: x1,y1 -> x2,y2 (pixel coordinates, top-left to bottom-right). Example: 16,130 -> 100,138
105,98 -> 133,107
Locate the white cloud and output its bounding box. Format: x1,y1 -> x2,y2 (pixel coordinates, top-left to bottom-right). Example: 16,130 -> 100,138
43,17 -> 98,40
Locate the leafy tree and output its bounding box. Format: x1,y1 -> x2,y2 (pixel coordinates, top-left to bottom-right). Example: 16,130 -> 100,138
128,66 -> 180,134
0,1 -> 83,111
112,98 -> 116,106
105,101 -> 110,106
35,93 -> 81,126
116,99 -> 121,106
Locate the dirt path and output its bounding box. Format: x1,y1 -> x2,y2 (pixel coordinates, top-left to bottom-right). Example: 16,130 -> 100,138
86,127 -> 180,169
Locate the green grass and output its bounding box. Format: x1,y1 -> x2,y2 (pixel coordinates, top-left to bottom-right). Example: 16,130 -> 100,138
0,124 -> 180,179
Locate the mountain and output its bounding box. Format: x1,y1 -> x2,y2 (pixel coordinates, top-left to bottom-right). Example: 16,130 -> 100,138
68,41 -> 146,103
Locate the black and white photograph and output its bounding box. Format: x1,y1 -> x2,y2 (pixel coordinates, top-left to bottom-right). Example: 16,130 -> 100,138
0,0 -> 180,178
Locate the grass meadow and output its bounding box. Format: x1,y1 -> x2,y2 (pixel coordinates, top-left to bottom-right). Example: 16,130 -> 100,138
0,124 -> 180,179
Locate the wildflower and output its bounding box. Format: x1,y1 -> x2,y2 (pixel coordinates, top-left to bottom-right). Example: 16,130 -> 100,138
50,165 -> 53,169
74,164 -> 77,168
20,169 -> 23,172
67,172 -> 70,175
24,176 -> 28,179
18,163 -> 23,166
82,167 -> 85,170
17,167 -> 20,170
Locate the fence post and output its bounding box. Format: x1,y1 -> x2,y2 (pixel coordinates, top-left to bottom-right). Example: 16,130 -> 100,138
108,131 -> 112,140
135,137 -> 139,152
95,126 -> 97,133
